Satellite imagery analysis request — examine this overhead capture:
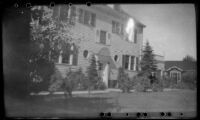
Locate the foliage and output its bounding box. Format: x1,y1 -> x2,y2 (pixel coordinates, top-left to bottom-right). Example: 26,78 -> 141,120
136,41 -> 157,91
171,71 -> 196,90
29,6 -> 82,92
95,80 -> 107,90
139,41 -> 157,76
135,83 -> 145,92
182,71 -> 196,85
86,54 -> 100,95
182,55 -> 196,62
133,75 -> 151,92
161,75 -> 170,88
48,68 -> 89,97
48,68 -> 64,92
117,67 -> 132,93
152,82 -> 163,92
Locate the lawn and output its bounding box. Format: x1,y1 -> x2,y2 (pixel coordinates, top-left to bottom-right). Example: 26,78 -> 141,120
5,89 -> 196,118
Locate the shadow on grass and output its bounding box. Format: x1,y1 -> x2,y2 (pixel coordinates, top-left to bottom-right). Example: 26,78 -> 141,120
5,94 -> 115,117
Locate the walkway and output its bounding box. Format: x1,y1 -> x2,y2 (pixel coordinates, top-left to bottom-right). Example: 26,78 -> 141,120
30,88 -> 180,96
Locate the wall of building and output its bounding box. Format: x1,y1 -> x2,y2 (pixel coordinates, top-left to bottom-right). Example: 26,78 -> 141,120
55,5 -> 144,79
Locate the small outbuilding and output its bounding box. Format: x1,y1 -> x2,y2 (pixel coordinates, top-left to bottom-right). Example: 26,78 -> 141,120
164,61 -> 196,83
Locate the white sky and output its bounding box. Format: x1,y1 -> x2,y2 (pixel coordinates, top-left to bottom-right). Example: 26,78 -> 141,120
121,4 -> 196,61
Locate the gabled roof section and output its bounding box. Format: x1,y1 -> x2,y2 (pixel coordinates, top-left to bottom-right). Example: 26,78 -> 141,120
165,61 -> 196,71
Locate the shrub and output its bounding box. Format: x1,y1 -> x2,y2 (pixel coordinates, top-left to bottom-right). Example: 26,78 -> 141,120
48,69 -> 64,92
152,83 -> 163,92
96,80 -> 107,90
48,68 -> 89,97
182,71 -> 196,86
171,81 -> 196,90
133,75 -> 151,92
162,76 -> 173,88
117,67 -> 132,93
135,83 -> 145,92
151,75 -> 163,92
166,71 -> 196,90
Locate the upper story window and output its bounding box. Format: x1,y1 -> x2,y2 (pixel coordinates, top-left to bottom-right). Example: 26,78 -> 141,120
100,30 -> 107,44
56,5 -> 76,25
134,28 -> 137,43
112,21 -> 123,35
78,8 -> 96,27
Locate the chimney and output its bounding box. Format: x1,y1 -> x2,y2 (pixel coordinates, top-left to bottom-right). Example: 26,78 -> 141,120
113,4 -> 121,11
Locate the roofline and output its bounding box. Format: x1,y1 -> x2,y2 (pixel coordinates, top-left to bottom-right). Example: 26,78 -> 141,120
166,66 -> 183,71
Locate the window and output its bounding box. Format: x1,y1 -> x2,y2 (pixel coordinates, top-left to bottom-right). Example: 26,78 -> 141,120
59,5 -> 69,21
59,6 -> 76,25
79,9 -> 96,27
170,71 -> 181,83
98,62 -> 103,70
58,44 -> 78,65
100,30 -> 107,44
136,57 -> 139,71
83,50 -> 89,58
134,28 -> 137,43
91,14 -> 96,26
122,55 -> 137,71
69,6 -> 76,25
130,56 -> 135,70
84,11 -> 90,25
78,9 -> 84,23
112,21 -> 123,35
114,55 -> 118,62
124,55 -> 129,70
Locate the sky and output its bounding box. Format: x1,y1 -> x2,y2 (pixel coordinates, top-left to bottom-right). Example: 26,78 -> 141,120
121,4 -> 196,61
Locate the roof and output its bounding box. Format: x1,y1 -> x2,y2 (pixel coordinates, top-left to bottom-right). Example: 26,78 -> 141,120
165,61 -> 196,71
92,5 -> 146,27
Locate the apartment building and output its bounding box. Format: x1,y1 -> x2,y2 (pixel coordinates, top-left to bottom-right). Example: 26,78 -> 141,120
52,4 -> 145,88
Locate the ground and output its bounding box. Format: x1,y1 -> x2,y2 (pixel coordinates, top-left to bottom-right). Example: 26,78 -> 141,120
5,89 -> 196,118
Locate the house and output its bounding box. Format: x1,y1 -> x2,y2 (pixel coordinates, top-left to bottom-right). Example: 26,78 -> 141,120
52,4 -> 145,88
164,61 -> 196,83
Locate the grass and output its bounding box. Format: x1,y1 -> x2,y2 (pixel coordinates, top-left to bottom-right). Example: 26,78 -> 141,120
5,89 -> 196,118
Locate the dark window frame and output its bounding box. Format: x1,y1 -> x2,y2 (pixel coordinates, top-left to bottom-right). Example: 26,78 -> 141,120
99,30 -> 107,44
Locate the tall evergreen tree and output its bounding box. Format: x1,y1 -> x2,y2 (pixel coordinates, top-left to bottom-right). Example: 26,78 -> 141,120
139,41 -> 157,76
86,54 -> 99,96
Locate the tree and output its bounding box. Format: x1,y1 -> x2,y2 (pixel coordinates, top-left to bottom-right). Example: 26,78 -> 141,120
86,54 -> 100,96
139,41 -> 157,76
29,5 -> 81,92
139,41 -> 157,87
117,67 -> 132,93
182,55 -> 195,62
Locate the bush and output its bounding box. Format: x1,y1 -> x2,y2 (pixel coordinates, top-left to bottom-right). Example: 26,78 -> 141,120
182,71 -> 196,87
152,83 -> 163,92
48,69 -> 64,92
96,80 -> 107,90
133,75 -> 151,92
135,83 -> 145,92
170,81 -> 196,90
117,67 -> 132,93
